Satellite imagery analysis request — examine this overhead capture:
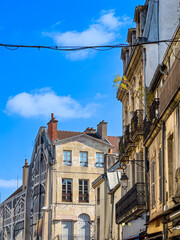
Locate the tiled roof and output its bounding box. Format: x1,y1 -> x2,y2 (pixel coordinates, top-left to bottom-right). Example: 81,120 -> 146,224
106,136 -> 120,154
57,130 -> 119,153
57,130 -> 83,140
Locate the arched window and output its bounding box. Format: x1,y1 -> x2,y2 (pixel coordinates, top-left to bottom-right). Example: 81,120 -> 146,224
78,214 -> 90,240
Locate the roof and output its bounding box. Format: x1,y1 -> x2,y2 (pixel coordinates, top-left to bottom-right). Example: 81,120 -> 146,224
1,186 -> 23,205
106,136 -> 120,153
57,130 -> 119,153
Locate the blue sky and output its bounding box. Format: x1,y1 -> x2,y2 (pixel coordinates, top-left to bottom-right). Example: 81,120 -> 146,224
0,0 -> 145,202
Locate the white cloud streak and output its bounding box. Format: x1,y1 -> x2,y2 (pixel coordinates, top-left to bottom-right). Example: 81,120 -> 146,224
0,179 -> 22,188
42,10 -> 132,60
5,88 -> 99,119
95,93 -> 108,99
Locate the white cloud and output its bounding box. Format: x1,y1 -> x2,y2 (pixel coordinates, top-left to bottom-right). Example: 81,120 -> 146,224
95,93 -> 108,99
5,88 -> 99,119
0,179 -> 22,188
42,10 -> 132,60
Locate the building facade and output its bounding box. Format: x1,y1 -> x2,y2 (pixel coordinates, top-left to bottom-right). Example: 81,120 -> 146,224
24,114 -> 119,240
92,154 -> 122,240
144,25 -> 180,239
115,0 -> 179,239
0,160 -> 29,240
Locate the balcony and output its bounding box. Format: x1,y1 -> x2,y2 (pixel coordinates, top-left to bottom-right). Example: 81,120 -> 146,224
131,109 -> 143,141
159,53 -> 180,116
119,136 -> 129,162
124,124 -> 135,152
116,183 -> 146,224
143,98 -> 160,142
149,98 -> 159,122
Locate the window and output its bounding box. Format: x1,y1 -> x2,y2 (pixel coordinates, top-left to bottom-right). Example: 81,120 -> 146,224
79,180 -> 89,203
62,221 -> 73,239
62,179 -> 72,202
80,152 -> 88,167
97,187 -> 100,205
97,217 -> 100,240
96,153 -> 104,167
168,135 -> 174,197
159,149 -> 162,202
63,151 -> 72,166
151,159 -> 155,208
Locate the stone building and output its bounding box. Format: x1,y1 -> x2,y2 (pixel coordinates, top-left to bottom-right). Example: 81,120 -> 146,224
144,25 -> 180,239
115,0 -> 179,239
92,154 -> 122,240
0,160 -> 29,240
24,114 -> 119,240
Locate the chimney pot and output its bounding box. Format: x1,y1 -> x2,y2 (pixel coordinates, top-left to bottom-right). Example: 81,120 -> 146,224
108,149 -> 112,154
97,120 -> 107,139
48,113 -> 58,142
23,158 -> 29,190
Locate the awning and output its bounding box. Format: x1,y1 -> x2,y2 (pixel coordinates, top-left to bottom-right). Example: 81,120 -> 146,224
123,234 -> 146,240
145,231 -> 163,240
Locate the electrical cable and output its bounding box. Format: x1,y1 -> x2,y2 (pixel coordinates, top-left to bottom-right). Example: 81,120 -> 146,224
0,38 -> 179,52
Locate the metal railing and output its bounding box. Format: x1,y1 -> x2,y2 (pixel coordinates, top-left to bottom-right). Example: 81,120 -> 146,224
124,124 -> 134,150
149,98 -> 159,121
119,136 -> 125,154
55,235 -> 94,240
131,109 -> 143,139
116,183 -> 145,223
143,98 -> 160,142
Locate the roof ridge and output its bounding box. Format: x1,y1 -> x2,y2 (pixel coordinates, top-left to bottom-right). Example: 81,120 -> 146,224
107,135 -> 120,138
58,130 -> 83,133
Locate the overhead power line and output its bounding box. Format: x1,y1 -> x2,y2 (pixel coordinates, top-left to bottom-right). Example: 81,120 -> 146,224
0,38 -> 179,52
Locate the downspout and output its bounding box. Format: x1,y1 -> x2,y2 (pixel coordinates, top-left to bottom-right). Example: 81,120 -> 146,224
157,0 -> 160,63
48,163 -> 52,240
142,47 -> 146,118
161,122 -> 166,240
142,47 -> 150,227
109,193 -> 114,240
48,144 -> 55,240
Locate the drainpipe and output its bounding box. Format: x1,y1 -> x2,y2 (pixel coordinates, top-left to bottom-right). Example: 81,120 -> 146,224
142,47 -> 146,119
48,164 -> 52,240
109,193 -> 114,240
142,47 -> 149,228
162,122 -> 166,240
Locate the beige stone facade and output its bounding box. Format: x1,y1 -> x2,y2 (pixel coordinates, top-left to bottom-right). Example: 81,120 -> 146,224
145,25 -> 180,239
51,136 -> 110,239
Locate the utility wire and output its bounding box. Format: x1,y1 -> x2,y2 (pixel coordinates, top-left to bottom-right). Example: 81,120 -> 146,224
0,38 -> 179,52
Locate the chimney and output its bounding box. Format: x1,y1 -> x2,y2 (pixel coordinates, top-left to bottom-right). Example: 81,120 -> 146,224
22,159 -> 29,190
47,113 -> 58,142
84,127 -> 96,134
97,120 -> 107,139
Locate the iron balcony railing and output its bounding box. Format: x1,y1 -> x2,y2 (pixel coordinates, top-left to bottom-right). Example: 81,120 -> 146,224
116,183 -> 145,224
143,115 -> 151,141
159,54 -> 180,115
131,109 -> 143,139
124,124 -> 135,150
149,98 -> 159,122
143,98 -> 160,142
55,235 -> 94,240
119,136 -> 125,154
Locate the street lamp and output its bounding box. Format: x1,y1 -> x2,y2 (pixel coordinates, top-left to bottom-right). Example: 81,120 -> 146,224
120,172 -> 128,190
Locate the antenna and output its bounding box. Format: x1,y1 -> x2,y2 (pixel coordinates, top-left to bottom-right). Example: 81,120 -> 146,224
17,175 -> 19,189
